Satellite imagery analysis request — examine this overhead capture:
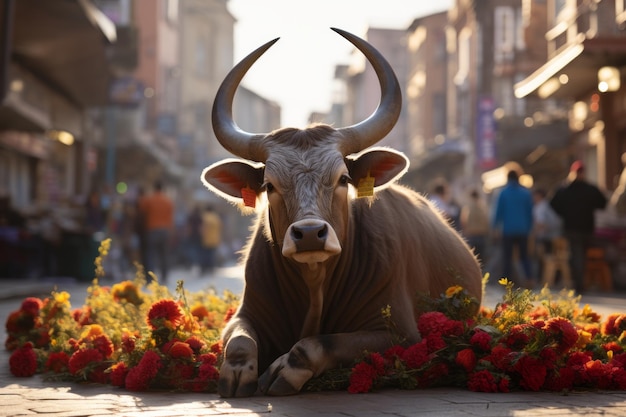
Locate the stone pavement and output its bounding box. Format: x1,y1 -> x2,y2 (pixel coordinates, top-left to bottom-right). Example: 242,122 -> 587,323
2,266 -> 626,416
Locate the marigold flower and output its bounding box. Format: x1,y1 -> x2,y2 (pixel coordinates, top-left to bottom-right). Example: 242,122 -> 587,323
544,317 -> 579,353
92,334 -> 114,358
401,341 -> 429,369
515,354 -> 547,391
185,336 -> 205,353
456,348 -> 477,373
467,369 -> 498,392
68,348 -> 104,376
602,314 -> 626,336
110,362 -> 128,387
469,329 -> 493,351
417,311 -> 449,337
348,362 -> 377,393
445,285 -> 463,298
9,342 -> 38,377
147,299 -> 183,330
199,352 -> 218,366
125,350 -> 162,391
168,341 -> 194,359
21,297 -> 43,316
45,351 -> 69,373
190,304 -> 209,319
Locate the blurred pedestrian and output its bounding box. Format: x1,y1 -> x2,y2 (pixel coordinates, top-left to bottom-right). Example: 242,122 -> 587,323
550,160 -> 607,293
492,170 -> 535,287
532,188 -> 562,279
428,179 -> 459,228
200,204 -> 222,274
460,188 -> 490,268
609,152 -> 626,216
184,204 -> 203,272
138,181 -> 174,283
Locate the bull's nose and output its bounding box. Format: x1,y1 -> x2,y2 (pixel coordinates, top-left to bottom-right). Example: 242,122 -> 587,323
290,223 -> 328,252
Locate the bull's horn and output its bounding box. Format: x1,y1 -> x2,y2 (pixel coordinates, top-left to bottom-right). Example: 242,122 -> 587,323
211,38 -> 279,162
333,28 -> 402,155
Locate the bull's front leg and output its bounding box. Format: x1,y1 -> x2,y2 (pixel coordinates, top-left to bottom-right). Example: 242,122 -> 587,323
218,317 -> 259,397
258,330 -> 392,396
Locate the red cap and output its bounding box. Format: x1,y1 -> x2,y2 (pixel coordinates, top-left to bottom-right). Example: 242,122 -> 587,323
570,160 -> 584,173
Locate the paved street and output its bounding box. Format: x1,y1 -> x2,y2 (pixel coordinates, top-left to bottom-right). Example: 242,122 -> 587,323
2,266 -> 626,416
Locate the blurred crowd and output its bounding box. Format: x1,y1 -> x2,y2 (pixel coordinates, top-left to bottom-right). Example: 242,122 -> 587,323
427,157 -> 626,294
0,180 -> 233,283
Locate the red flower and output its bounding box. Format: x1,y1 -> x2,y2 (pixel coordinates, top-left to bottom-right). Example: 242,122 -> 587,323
603,341 -> 624,354
185,336 -> 205,353
68,348 -> 104,376
584,360 -> 614,389
367,352 -> 386,376
21,297 -> 43,316
45,351 -> 69,373
417,312 -> 450,337
168,341 -> 194,359
501,324 -> 532,349
223,306 -> 236,324
147,299 -> 183,330
110,362 -> 128,387
384,345 -> 405,360
601,313 -> 626,336
92,334 -> 114,358
469,329 -> 492,351
515,355 -> 547,391
543,317 -> 578,353
121,332 -> 137,353
348,362 -> 377,393
72,306 -> 92,326
125,350 -> 162,391
425,333 -> 446,353
455,348 -> 477,372
401,341 -> 429,369
544,367 -> 575,391
198,361 -> 219,381
539,348 -> 557,370
199,352 -> 218,366
5,310 -> 36,335
468,369 -> 498,392
9,342 -> 38,377
484,344 -> 513,371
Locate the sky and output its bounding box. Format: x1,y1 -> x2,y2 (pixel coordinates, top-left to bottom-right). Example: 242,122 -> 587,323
228,0 -> 452,127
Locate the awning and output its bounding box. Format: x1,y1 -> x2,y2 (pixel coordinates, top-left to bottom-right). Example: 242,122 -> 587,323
9,0 -> 116,107
514,36 -> 626,100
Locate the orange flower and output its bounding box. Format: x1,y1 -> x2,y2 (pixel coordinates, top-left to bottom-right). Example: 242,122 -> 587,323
168,341 -> 194,359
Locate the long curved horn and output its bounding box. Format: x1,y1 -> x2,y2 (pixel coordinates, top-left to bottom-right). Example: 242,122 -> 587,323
211,38 -> 279,162
333,28 -> 402,155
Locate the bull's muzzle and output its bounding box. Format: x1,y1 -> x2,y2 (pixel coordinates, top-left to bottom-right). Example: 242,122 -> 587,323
282,219 -> 341,264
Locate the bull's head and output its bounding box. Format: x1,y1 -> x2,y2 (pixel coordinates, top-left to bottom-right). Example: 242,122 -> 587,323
202,28 -> 407,268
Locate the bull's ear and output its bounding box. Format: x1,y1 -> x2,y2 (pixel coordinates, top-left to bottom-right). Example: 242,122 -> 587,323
346,147 -> 409,188
201,159 -> 265,203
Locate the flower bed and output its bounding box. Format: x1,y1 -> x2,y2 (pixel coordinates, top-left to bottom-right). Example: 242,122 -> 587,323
4,239 -> 626,393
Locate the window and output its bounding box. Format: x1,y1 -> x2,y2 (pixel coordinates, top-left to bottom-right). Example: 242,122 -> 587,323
494,6 -> 515,63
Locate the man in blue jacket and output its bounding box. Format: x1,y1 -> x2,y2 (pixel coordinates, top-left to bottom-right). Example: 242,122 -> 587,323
550,161 -> 607,293
492,169 -> 534,287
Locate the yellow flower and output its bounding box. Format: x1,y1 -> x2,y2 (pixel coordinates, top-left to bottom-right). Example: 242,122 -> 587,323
381,305 -> 392,319
54,291 -> 70,305
498,278 -> 509,286
445,286 -> 463,298
576,329 -> 592,349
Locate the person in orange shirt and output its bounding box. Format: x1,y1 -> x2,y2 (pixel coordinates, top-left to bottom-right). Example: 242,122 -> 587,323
138,180 -> 174,283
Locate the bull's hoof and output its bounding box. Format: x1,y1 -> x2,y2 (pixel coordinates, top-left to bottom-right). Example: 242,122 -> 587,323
218,378 -> 258,398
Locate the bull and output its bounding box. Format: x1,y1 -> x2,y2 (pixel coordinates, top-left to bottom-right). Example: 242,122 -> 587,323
202,28 -> 483,397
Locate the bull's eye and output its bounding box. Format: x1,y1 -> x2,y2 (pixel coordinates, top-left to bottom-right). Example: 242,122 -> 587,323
339,174 -> 351,186
263,182 -> 274,193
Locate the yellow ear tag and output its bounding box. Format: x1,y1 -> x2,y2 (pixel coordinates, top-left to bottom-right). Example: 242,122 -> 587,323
357,173 -> 375,198
241,186 -> 256,208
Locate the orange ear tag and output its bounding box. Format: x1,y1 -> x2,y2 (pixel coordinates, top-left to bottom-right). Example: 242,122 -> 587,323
241,186 -> 257,208
357,173 -> 375,198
